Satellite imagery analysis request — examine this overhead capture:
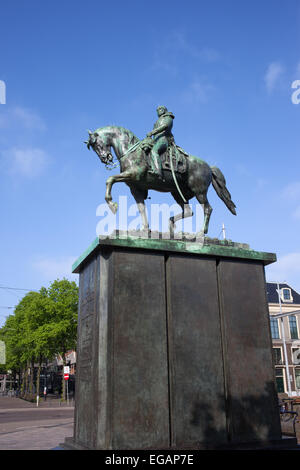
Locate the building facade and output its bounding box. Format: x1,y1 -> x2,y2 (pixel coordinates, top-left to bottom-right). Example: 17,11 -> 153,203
267,282 -> 300,396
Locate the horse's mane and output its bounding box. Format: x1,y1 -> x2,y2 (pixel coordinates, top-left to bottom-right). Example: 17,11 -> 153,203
94,125 -> 139,144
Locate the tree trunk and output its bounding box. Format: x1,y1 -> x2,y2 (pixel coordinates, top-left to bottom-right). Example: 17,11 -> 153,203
29,358 -> 34,395
18,368 -> 21,391
20,367 -> 25,395
36,357 -> 42,400
25,361 -> 29,394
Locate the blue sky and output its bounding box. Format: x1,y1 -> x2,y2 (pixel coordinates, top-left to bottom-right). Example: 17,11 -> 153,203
1,0 -> 300,325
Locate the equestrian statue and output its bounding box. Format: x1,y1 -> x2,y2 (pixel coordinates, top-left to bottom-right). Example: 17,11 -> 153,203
84,106 -> 237,235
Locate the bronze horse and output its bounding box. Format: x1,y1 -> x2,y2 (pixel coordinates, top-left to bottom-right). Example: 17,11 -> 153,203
85,126 -> 236,235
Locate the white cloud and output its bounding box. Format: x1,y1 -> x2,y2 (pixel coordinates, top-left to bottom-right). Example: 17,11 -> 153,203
292,206 -> 300,220
256,178 -> 268,189
266,252 -> 300,293
0,106 -> 46,130
198,47 -> 219,62
171,32 -> 219,62
2,147 -> 49,177
264,62 -> 285,93
151,55 -> 178,76
33,256 -> 77,281
279,181 -> 300,220
12,106 -> 46,130
182,78 -> 215,103
281,181 -> 300,201
151,31 -> 219,75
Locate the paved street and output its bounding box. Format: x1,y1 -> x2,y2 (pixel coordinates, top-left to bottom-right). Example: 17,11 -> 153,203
1,395 -> 299,450
0,396 -> 74,450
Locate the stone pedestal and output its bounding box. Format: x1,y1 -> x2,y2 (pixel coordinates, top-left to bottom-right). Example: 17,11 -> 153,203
64,235 -> 290,449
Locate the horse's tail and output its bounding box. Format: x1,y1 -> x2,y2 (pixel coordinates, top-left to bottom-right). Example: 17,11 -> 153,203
211,166 -> 237,215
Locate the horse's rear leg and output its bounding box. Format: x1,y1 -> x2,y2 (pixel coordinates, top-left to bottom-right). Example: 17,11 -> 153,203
169,192 -> 193,236
130,187 -> 149,231
195,194 -> 212,235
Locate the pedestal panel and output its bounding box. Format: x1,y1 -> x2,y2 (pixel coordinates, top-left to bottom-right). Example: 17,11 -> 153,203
166,254 -> 227,447
110,249 -> 169,449
217,259 -> 282,444
74,255 -> 99,447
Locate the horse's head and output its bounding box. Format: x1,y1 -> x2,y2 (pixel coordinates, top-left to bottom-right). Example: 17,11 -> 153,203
84,130 -> 114,166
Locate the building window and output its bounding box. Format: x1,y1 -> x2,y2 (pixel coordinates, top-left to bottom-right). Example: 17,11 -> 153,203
292,347 -> 300,365
289,315 -> 299,340
295,369 -> 300,390
281,288 -> 293,302
273,348 -> 283,364
275,368 -> 285,393
270,318 -> 280,339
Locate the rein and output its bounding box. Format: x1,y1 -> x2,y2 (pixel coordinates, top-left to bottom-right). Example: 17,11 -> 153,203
105,140 -> 142,170
119,140 -> 142,160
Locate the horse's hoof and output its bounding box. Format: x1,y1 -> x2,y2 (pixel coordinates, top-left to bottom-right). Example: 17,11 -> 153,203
195,231 -> 205,244
108,201 -> 118,214
169,228 -> 175,239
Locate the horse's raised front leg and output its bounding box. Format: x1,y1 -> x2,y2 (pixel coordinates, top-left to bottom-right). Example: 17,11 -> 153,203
105,170 -> 135,214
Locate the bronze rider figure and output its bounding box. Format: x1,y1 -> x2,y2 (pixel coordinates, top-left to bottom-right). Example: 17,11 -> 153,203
147,105 -> 175,180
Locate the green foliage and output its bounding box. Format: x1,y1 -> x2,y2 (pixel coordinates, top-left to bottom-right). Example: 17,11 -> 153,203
0,279 -> 78,374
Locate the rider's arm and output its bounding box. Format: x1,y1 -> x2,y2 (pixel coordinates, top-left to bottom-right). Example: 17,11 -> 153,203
148,117 -> 171,137
150,123 -> 168,136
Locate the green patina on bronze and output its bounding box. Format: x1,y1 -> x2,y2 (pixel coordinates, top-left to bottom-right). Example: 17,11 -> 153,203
84,106 -> 237,236
72,235 -> 276,273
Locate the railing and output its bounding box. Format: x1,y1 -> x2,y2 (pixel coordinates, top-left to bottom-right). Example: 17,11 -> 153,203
279,402 -> 298,437
280,410 -> 298,436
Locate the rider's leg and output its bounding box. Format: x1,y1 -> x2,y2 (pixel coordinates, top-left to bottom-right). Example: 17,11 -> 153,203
151,149 -> 162,176
150,139 -> 167,179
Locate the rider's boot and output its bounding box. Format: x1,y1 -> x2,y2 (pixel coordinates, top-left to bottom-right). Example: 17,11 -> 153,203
151,155 -> 165,182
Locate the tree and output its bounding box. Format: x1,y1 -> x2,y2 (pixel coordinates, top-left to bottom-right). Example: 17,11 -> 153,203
0,313 -> 23,389
39,279 -> 78,399
0,279 -> 78,400
2,291 -> 52,396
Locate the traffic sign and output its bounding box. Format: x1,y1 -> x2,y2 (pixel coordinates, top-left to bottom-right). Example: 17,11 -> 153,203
64,373 -> 69,381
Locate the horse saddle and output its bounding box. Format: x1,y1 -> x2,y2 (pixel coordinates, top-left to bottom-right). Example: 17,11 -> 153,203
140,138 -> 187,174
161,145 -> 187,174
